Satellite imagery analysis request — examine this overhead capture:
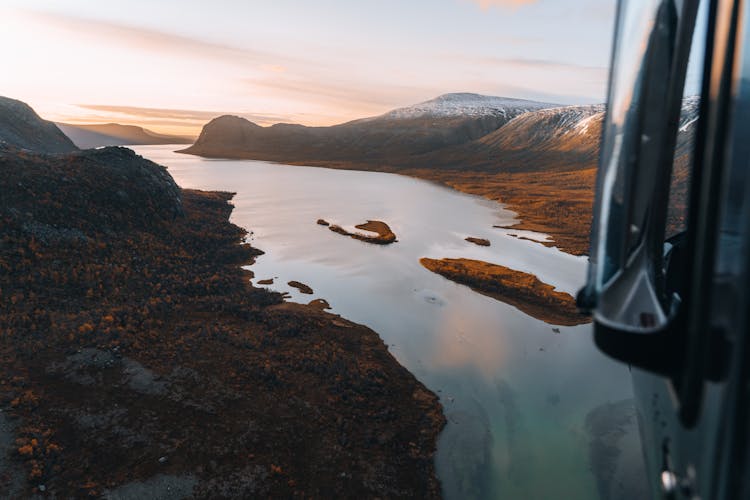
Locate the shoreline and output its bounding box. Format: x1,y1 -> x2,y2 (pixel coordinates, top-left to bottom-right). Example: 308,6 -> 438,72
177,148 -> 593,256
1,148 -> 445,498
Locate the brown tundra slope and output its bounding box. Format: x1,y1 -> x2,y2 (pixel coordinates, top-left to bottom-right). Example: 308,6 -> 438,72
0,143 -> 444,498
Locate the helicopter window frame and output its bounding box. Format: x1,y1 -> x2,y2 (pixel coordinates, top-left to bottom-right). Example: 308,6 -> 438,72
583,0 -> 707,335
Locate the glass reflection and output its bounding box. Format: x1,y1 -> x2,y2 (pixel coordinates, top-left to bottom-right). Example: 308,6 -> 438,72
595,0 -> 679,290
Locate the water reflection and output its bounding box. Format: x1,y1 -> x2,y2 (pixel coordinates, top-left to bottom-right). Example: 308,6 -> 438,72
134,145 -> 643,499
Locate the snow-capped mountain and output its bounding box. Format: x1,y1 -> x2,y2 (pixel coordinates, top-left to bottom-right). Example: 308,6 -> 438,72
477,104 -> 605,151
378,93 -> 556,120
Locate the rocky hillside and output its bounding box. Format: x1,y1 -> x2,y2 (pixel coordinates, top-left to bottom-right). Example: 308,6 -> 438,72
414,104 -> 605,172
57,123 -> 194,149
1,145 -> 183,238
0,96 -> 78,154
476,105 -> 604,158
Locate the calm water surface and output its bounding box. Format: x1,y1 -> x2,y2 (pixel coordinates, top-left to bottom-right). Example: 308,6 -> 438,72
134,145 -> 638,499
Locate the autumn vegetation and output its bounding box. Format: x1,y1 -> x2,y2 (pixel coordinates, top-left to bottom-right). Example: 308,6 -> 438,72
0,145 -> 444,498
419,258 -> 589,326
410,167 -> 597,255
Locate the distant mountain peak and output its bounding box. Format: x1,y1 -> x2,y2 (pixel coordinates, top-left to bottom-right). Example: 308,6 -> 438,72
428,92 -> 550,105
379,92 -> 557,120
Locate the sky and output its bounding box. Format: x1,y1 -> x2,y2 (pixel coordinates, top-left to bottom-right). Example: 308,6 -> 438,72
0,0 -> 616,136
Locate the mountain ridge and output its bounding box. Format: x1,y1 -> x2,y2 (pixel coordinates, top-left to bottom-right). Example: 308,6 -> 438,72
181,92 -> 561,162
181,93 -> 605,174
367,92 -> 556,120
57,122 -> 194,149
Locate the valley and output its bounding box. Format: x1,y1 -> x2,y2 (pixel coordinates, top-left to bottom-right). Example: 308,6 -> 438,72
180,93 -> 605,256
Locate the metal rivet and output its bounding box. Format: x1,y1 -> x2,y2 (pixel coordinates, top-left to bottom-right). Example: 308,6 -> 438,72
661,470 -> 678,493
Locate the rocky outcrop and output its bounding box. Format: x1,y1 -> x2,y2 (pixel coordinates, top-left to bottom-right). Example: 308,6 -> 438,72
0,96 -> 78,153
0,145 -> 182,237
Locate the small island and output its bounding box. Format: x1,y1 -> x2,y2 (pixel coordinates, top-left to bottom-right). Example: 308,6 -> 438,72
288,280 -> 314,294
324,220 -> 397,245
465,237 -> 491,247
420,257 -> 589,326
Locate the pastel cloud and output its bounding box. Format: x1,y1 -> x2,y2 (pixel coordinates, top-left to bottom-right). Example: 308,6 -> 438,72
71,105 -> 294,129
468,0 -> 538,10
12,9 -> 296,68
1,1 -> 613,134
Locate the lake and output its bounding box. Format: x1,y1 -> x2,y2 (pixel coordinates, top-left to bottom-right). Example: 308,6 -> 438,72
133,145 -> 641,499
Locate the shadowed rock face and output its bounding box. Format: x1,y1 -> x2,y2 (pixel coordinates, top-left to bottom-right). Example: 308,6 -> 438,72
183,115 -> 264,153
0,96 -> 78,154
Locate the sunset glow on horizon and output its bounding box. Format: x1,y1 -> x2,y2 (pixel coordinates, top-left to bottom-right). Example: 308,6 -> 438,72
1,0 -> 615,135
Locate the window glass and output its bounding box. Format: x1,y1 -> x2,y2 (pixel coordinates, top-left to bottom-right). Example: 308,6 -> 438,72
666,0 -> 708,240
594,0 -> 679,290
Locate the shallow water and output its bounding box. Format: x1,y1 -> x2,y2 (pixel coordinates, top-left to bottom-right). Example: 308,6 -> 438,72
134,145 -> 638,499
